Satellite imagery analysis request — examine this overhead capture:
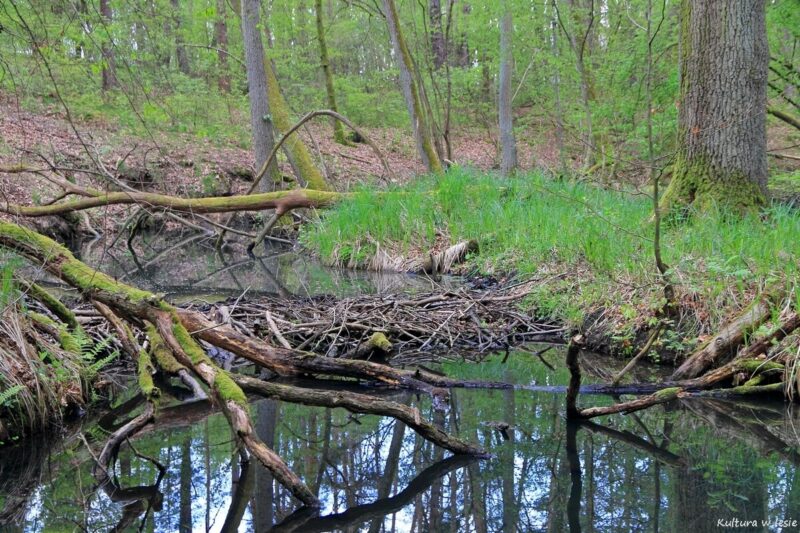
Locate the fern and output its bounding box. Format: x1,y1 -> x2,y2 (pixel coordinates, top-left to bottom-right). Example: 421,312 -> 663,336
0,385 -> 24,407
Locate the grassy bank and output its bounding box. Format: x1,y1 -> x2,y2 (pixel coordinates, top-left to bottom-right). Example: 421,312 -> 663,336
302,168 -> 800,357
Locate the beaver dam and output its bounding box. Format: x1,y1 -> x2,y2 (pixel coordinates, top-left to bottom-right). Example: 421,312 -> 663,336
0,233 -> 799,532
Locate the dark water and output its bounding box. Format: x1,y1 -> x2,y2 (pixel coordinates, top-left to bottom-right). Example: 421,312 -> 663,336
72,233 -> 459,301
4,235 -> 800,531
2,354 -> 800,532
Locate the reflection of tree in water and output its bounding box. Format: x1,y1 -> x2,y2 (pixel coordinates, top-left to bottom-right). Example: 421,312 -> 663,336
5,387 -> 800,531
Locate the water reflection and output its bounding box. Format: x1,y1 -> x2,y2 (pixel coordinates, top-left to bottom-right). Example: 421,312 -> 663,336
4,354 -> 800,532
73,233 -> 459,300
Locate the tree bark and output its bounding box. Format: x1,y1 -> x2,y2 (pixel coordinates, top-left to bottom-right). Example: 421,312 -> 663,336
314,0 -> 347,144
498,0 -> 518,175
264,56 -> 330,190
171,0 -> 191,75
214,0 -> 230,92
241,0 -> 280,192
383,0 -> 443,173
99,0 -> 117,91
661,0 -> 769,212
429,0 -> 446,69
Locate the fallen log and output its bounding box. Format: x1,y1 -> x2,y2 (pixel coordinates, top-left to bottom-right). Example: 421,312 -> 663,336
232,374 -> 486,456
0,221 -> 487,507
1,188 -> 341,218
671,293 -> 777,380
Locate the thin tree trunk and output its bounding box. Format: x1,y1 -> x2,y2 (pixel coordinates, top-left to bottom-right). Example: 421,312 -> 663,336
314,0 -> 347,144
241,0 -> 280,192
171,0 -> 191,75
214,0 -> 230,92
498,0 -> 518,175
383,0 -> 443,173
99,0 -> 117,91
429,0 -> 446,69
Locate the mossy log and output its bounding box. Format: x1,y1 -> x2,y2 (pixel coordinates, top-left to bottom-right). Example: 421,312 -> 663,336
0,220 -> 488,506
1,189 -> 341,218
671,293 -> 777,380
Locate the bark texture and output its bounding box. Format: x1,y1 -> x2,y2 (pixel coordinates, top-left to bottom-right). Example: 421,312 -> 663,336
662,0 -> 769,212
241,0 -> 280,192
314,0 -> 347,144
99,0 -> 117,90
498,0 -> 517,175
383,0 -> 443,173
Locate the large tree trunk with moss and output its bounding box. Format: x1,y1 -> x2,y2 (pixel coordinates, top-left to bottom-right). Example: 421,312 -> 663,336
241,0 -> 280,192
264,56 -> 330,190
314,0 -> 347,145
661,0 -> 769,212
383,0 -> 444,174
498,0 -> 517,175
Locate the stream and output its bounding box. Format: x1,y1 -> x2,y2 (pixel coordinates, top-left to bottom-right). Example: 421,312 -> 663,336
2,235 -> 800,532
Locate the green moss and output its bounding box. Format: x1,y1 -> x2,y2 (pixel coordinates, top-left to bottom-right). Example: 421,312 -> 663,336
137,349 -> 160,399
28,312 -> 58,328
654,387 -> 681,400
264,59 -> 329,191
213,371 -> 249,409
661,153 -> 767,215
58,328 -> 80,354
170,318 -> 209,366
737,359 -> 784,375
145,324 -> 186,374
368,332 -> 392,352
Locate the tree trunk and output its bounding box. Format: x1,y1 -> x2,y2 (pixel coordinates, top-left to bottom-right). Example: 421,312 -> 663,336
429,0 -> 446,69
262,48 -> 329,190
99,0 -> 117,91
383,0 -> 443,173
241,0 -> 280,192
214,0 -> 230,93
661,0 -> 769,212
314,0 -> 347,145
498,0 -> 517,175
171,0 -> 191,75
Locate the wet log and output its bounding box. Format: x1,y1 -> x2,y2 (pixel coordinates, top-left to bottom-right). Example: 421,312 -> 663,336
232,374 -> 486,456
671,294 -> 776,380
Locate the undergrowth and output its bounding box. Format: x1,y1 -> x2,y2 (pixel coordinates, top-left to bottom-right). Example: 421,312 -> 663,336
302,168 -> 800,337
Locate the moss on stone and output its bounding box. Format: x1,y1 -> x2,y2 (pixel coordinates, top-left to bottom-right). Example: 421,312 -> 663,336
737,359 -> 784,375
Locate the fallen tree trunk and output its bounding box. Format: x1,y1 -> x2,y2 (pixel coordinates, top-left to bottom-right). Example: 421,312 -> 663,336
671,293 -> 776,380
0,220 -> 487,507
1,189 -> 341,218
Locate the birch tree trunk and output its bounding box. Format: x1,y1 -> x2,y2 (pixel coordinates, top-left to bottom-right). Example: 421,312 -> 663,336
383,0 -> 443,173
241,0 -> 279,192
661,0 -> 769,212
498,0 -> 518,175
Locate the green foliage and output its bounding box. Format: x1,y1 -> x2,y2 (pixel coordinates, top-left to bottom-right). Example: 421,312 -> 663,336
0,384 -> 24,408
305,167 -> 800,331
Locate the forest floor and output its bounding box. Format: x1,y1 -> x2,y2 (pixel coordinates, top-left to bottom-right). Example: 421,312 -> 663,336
1,91 -> 800,365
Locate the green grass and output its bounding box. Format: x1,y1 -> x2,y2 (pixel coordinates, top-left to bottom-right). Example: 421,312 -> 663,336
302,167 -> 800,331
